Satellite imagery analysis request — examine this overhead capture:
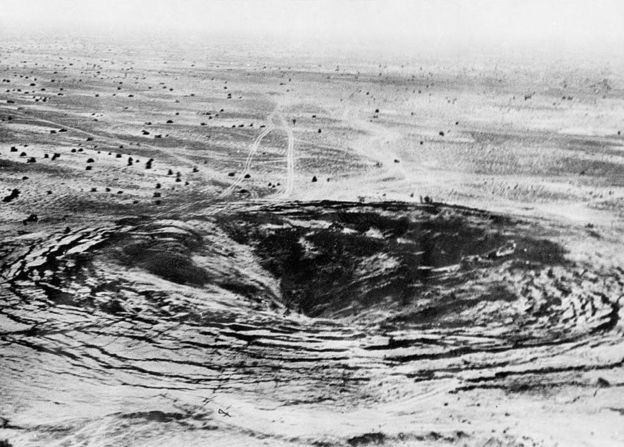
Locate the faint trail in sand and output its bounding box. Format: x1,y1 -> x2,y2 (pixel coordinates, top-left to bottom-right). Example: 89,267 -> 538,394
265,112 -> 296,200
346,106 -> 406,180
160,105 -> 280,217
293,103 -> 408,202
218,112 -> 276,199
280,113 -> 296,198
219,104 -> 295,201
179,105 -> 293,212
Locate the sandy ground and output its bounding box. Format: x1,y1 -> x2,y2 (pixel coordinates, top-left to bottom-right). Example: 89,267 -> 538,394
1,36 -> 624,446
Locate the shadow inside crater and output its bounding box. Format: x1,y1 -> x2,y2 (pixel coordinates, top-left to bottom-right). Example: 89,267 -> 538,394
218,201 -> 567,319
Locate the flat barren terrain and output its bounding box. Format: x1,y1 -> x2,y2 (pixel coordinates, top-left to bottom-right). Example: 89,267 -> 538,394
1,36 -> 624,446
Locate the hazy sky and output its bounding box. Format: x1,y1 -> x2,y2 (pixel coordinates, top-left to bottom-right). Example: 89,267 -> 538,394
1,0 -> 623,53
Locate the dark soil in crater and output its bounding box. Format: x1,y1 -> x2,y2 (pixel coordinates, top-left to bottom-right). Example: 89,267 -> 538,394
218,201 -> 566,318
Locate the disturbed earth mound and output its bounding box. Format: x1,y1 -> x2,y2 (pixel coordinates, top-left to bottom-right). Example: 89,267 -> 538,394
1,201 -> 623,446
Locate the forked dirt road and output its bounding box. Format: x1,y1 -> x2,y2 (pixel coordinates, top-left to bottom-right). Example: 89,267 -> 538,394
219,109 -> 277,199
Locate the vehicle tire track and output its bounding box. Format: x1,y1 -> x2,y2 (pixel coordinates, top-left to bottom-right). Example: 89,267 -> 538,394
274,112 -> 295,198
218,113 -> 276,199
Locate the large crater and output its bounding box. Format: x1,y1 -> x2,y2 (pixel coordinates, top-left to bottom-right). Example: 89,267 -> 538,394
3,201 -> 616,347
2,200 -> 622,447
